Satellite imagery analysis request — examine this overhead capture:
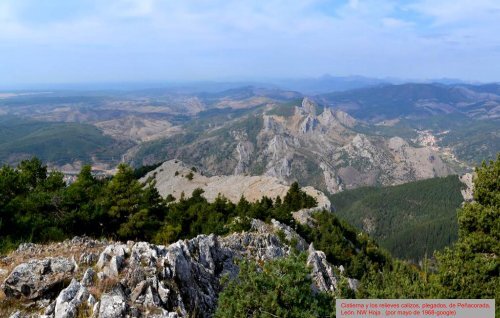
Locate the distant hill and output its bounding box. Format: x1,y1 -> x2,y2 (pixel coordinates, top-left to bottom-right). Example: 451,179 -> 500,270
330,175 -> 465,262
319,83 -> 500,121
0,116 -> 130,166
271,75 -> 388,94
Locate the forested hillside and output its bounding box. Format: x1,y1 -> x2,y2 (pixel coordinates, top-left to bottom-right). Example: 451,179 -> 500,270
330,175 -> 465,261
0,116 -> 129,165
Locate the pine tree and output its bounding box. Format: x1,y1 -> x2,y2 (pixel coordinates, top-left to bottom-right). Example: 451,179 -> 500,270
435,155 -> 499,313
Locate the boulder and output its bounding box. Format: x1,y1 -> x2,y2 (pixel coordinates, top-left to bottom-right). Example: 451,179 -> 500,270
80,268 -> 95,287
307,244 -> 338,293
2,257 -> 75,300
54,279 -> 89,318
96,244 -> 128,278
97,285 -> 127,318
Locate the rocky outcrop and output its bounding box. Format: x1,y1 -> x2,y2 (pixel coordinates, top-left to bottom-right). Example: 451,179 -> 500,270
141,160 -> 330,207
97,286 -> 128,318
307,244 -> 340,293
233,141 -> 254,175
300,97 -> 317,115
299,115 -> 318,134
53,279 -> 94,318
459,173 -> 474,202
1,220 -> 353,318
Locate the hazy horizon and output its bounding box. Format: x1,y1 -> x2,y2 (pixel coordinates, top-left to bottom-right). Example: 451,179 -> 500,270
1,0 -> 500,86
0,75 -> 494,92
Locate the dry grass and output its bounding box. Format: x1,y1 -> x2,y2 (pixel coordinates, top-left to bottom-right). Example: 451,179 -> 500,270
76,301 -> 93,318
0,239 -> 108,277
88,275 -> 120,300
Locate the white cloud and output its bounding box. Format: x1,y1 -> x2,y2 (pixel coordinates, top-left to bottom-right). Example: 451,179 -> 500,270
408,0 -> 500,25
382,17 -> 414,28
0,0 -> 499,83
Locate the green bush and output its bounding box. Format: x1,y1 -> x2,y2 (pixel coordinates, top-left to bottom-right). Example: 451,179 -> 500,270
215,253 -> 334,318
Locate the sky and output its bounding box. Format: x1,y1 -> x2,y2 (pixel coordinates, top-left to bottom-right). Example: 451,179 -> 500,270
1,0 -> 499,86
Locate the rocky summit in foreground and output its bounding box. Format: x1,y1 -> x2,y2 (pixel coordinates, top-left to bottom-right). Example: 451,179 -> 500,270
0,219 -> 355,318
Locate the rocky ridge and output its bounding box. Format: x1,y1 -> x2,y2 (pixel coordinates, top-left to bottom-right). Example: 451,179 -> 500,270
135,97 -> 457,194
141,160 -> 331,211
1,220 -> 353,318
259,98 -> 454,192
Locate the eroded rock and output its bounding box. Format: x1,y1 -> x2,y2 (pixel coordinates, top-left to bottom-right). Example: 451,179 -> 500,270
54,279 -> 90,318
97,285 -> 127,318
3,257 -> 75,300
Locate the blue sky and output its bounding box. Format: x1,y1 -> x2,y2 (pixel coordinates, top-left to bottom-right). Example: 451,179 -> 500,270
1,0 -> 499,86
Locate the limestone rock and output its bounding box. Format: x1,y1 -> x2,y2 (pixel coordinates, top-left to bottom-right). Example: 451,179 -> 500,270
307,244 -> 338,293
81,268 -> 95,287
2,222 -> 357,318
97,285 -> 127,318
2,257 -> 75,299
54,279 -> 89,318
96,244 -> 128,278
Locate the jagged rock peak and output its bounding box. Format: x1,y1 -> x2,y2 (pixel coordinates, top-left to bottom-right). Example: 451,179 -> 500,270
335,110 -> 356,127
301,97 -> 317,115
300,115 -> 319,134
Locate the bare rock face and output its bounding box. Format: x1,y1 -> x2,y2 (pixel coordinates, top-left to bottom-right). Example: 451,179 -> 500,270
2,257 -> 75,300
140,97 -> 460,195
459,173 -> 474,202
299,115 -> 318,134
300,97 -> 317,115
142,160 -> 330,207
97,285 -> 128,318
54,279 -> 91,318
233,141 -> 254,175
307,244 -> 339,293
334,110 -> 356,128
96,243 -> 128,279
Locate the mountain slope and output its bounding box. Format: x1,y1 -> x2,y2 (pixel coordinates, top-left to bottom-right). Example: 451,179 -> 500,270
330,175 -> 465,261
132,98 -> 457,194
0,116 -> 130,166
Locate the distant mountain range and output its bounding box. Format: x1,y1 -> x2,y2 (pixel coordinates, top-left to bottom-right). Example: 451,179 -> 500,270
318,82 -> 500,120
1,74 -> 489,94
0,81 -> 498,179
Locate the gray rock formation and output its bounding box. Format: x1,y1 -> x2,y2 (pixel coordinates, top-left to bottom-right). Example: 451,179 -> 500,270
97,285 -> 127,318
1,221 -> 354,318
307,244 -> 340,293
2,257 -> 75,300
139,97 -> 459,194
459,172 -> 474,202
96,243 -> 128,279
141,159 -> 330,208
54,279 -> 91,318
